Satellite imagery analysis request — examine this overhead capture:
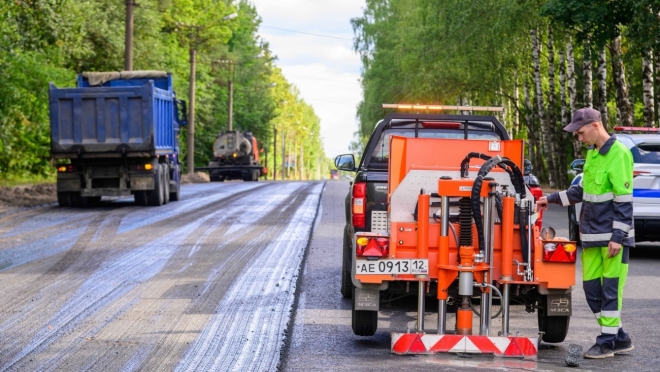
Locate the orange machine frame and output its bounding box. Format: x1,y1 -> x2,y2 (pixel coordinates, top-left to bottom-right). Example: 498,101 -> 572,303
354,136 -> 575,291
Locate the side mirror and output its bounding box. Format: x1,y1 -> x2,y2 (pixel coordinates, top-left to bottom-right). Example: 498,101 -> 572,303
570,159 -> 585,174
178,100 -> 188,126
335,154 -> 356,171
523,159 -> 533,176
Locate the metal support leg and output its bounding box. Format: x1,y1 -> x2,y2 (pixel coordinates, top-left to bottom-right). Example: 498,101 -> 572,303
480,291 -> 491,335
417,281 -> 425,333
502,283 -> 510,336
438,300 -> 447,334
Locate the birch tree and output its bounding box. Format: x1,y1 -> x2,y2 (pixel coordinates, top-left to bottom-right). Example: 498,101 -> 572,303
532,29 -> 556,187
547,28 -> 561,185
642,49 -> 655,127
559,47 -> 569,187
610,36 -> 633,127
582,40 -> 593,108
566,40 -> 582,159
597,47 -> 608,129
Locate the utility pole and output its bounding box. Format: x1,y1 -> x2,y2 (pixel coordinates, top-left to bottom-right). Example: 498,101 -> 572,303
187,47 -> 197,174
177,13 -> 237,175
273,127 -> 277,180
228,79 -> 234,131
124,0 -> 135,71
281,131 -> 286,180
264,144 -> 268,180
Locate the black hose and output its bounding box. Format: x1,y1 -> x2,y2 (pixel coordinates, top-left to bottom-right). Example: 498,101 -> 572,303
460,152 -> 493,178
460,153 -> 523,188
470,156 -> 527,251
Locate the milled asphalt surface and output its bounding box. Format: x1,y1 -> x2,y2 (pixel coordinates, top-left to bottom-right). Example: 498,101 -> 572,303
281,180 -> 660,372
1,180 -> 658,371
0,181 -> 322,372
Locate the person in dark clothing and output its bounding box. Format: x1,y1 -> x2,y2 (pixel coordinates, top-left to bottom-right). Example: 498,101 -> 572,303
537,108 -> 634,359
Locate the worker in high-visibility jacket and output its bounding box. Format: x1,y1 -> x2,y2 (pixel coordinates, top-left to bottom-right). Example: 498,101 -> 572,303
537,107 -> 634,359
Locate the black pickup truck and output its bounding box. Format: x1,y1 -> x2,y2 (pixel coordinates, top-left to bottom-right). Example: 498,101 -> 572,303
335,113 -> 510,299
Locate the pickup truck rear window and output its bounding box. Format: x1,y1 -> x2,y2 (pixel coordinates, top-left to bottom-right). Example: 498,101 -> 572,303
369,128 -> 500,167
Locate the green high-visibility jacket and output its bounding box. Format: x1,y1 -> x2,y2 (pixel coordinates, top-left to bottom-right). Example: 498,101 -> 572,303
548,136 -> 635,248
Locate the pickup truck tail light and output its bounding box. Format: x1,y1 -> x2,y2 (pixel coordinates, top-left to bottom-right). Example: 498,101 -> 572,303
352,182 -> 366,229
633,170 -> 650,177
356,236 -> 389,257
542,242 -> 577,263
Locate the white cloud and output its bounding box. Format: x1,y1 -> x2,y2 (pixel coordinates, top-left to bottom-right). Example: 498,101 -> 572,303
250,0 -> 366,158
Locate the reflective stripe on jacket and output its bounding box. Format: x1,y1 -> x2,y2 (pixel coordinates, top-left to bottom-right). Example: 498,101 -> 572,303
548,137 -> 635,248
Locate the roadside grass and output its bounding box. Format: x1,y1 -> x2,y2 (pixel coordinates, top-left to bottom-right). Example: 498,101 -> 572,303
0,175 -> 55,187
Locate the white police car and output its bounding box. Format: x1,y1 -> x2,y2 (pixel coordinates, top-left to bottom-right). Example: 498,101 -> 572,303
568,127 -> 660,243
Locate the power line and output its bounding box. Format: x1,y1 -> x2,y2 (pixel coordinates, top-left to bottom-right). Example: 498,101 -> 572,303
259,25 -> 353,41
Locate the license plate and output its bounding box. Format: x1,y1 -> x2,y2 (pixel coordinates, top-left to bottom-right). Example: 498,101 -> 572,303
355,259 -> 428,275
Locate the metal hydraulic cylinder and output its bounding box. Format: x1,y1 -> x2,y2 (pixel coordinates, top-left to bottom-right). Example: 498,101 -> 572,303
417,192 -> 430,333
437,195 -> 450,335
480,193 -> 494,335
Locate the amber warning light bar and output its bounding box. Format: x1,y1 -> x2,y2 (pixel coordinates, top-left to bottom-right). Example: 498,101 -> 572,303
382,103 -> 503,112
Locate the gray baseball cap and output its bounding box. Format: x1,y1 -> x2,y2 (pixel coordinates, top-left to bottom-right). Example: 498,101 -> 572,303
564,107 -> 601,132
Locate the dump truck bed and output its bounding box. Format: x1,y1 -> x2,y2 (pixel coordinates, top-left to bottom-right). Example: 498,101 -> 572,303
49,81 -> 176,157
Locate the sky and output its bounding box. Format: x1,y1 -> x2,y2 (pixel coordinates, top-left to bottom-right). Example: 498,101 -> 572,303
249,0 -> 366,158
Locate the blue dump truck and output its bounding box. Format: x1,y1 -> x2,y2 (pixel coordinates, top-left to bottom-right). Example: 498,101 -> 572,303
49,71 -> 187,207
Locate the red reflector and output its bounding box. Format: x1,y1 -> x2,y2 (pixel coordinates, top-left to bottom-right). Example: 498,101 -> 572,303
421,121 -> 461,129
356,236 -> 390,257
362,239 -> 384,257
542,242 -> 576,262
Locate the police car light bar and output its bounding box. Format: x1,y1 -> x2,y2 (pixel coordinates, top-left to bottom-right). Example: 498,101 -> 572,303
614,126 -> 659,133
382,103 -> 504,112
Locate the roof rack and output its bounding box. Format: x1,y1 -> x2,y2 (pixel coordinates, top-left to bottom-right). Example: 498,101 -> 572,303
613,126 -> 659,133
382,103 -> 503,112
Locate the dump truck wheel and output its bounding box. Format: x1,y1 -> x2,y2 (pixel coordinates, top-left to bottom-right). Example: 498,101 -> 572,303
340,229 -> 353,299
57,192 -> 71,207
162,165 -> 170,204
134,191 -> 148,205
147,166 -> 164,206
352,287 -> 377,336
538,295 -> 570,343
169,176 -> 181,201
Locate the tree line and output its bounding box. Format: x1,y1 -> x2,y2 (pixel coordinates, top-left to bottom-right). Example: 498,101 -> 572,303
0,0 -> 325,182
352,0 -> 660,188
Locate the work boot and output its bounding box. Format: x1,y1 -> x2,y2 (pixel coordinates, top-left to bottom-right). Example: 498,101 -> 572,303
613,336 -> 634,354
584,343 -> 614,359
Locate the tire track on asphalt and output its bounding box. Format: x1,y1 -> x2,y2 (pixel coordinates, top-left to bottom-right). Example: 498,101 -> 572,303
109,183 -> 309,371
175,182 -> 323,372
0,183 -> 276,371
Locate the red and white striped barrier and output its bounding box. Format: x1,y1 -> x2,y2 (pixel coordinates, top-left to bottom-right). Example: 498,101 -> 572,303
391,333 -> 538,359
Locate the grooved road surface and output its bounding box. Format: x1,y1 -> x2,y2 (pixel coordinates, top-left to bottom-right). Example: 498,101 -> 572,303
0,181 -> 322,371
